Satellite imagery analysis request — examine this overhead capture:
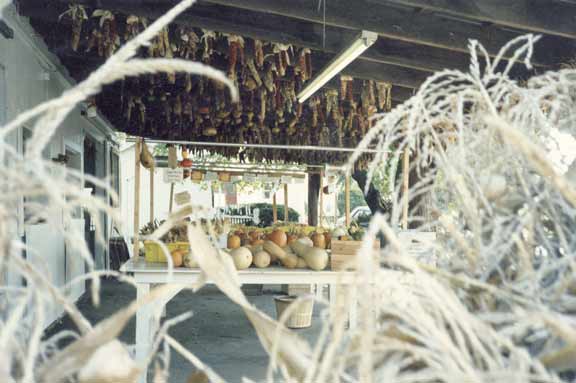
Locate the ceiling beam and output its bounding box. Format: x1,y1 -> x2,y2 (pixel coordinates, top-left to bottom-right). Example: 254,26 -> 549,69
52,0 -> 560,66
199,0 -> 555,66
373,0 -> 576,39
38,0 -> 469,73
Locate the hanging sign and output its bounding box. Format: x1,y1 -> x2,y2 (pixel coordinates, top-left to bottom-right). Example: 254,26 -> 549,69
191,170 -> 204,181
205,171 -> 218,181
223,182 -> 235,194
281,175 -> 292,184
218,172 -> 231,182
325,164 -> 344,178
293,177 -> 305,184
174,191 -> 191,205
163,168 -> 183,183
398,231 -> 437,265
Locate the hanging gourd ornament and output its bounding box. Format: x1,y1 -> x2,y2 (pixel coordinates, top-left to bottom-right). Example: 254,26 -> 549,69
180,147 -> 193,168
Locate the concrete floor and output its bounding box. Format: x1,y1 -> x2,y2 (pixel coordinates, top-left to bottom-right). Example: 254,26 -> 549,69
46,279 -> 323,383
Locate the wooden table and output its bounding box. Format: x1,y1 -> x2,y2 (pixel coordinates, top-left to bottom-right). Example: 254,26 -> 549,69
121,258 -> 358,383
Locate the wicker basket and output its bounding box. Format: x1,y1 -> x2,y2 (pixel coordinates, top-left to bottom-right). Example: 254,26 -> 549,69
143,241 -> 189,263
274,295 -> 314,329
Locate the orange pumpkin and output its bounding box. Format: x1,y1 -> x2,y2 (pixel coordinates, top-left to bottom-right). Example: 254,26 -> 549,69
311,232 -> 326,249
251,239 -> 265,247
268,229 -> 287,248
324,232 -> 332,249
240,233 -> 250,246
286,234 -> 298,245
247,231 -> 259,241
227,235 -> 241,249
170,249 -> 185,267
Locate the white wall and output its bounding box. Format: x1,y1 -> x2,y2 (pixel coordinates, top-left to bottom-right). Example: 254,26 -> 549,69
119,144 -> 213,239
1,6 -> 116,326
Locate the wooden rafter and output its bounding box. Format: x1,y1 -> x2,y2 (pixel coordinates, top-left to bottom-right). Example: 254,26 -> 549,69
198,0 -> 560,65
375,0 -> 576,39
37,0 -> 470,74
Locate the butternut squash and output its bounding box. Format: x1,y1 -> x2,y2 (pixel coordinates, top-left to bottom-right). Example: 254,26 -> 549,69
263,240 -> 287,260
281,253 -> 299,269
296,257 -> 308,269
290,240 -> 329,271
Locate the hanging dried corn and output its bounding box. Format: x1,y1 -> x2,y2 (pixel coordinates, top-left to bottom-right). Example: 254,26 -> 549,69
124,15 -> 147,42
140,140 -> 155,169
376,81 -> 393,111
251,39 -> 264,69
59,4 -> 88,52
200,29 -> 216,63
273,43 -> 292,78
226,35 -> 245,82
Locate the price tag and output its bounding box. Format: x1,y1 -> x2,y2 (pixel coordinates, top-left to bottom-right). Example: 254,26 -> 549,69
174,191 -> 191,205
244,173 -> 256,182
163,168 -> 183,183
223,182 -> 235,194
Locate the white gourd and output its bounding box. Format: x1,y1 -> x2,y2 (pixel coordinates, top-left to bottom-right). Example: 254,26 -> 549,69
253,251 -> 271,268
230,247 -> 253,270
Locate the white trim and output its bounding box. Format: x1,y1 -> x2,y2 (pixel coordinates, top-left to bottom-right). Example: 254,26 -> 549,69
2,4 -> 118,143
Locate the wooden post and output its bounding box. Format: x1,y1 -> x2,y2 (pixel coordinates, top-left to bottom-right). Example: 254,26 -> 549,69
319,171 -> 324,227
149,166 -> 154,224
345,175 -> 351,226
283,183 -> 289,222
334,187 -> 338,225
168,183 -> 174,214
402,148 -> 410,230
307,173 -> 321,226
272,192 -> 278,223
133,138 -> 141,258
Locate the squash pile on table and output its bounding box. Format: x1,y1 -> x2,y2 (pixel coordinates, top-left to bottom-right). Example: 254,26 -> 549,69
226,228 -> 330,271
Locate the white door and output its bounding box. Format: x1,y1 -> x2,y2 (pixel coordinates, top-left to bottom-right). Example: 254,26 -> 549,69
65,148 -> 86,302
25,224 -> 66,326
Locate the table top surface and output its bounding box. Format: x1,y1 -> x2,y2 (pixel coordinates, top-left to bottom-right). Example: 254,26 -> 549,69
121,257 -> 352,276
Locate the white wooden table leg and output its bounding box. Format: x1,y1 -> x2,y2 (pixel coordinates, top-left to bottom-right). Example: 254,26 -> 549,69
136,283 -> 152,383
329,283 -> 338,316
348,284 -> 358,330
315,284 -> 323,300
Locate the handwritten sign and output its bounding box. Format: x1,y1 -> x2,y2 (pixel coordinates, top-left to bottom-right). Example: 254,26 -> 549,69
163,168 -> 183,183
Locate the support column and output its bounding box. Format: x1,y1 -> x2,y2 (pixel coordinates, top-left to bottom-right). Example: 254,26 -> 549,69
272,193 -> 278,224
402,148 -> 410,230
133,139 -> 141,258
283,183 -> 289,222
307,172 -> 321,226
345,175 -> 351,227
149,166 -> 154,224
319,171 -> 324,226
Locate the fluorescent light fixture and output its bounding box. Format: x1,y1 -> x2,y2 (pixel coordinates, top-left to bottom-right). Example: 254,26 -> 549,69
297,30 -> 378,103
